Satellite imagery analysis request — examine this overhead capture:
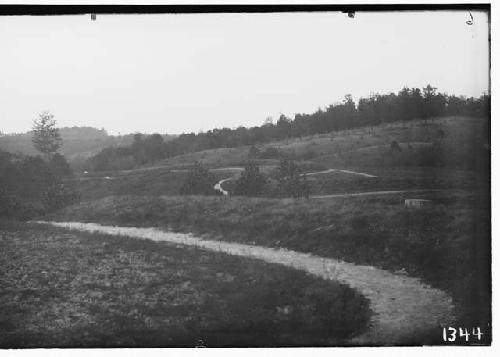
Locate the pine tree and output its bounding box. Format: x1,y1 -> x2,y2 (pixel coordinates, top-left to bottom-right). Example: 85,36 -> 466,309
32,111 -> 62,159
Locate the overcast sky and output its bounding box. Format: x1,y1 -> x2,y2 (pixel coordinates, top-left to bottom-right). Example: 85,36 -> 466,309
0,10 -> 489,135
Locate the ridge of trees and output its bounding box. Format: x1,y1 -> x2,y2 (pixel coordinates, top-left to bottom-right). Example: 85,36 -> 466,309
86,85 -> 490,172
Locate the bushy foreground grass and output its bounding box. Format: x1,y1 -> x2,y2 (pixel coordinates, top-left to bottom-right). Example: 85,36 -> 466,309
0,220 -> 369,347
50,193 -> 490,339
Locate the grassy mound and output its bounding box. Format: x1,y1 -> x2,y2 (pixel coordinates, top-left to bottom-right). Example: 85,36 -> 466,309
0,221 -> 370,347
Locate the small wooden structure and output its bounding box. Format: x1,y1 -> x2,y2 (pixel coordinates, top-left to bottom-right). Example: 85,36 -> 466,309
404,198 -> 431,209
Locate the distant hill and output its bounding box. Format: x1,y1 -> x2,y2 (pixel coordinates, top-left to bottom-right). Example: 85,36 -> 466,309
83,85 -> 489,172
0,127 -> 175,164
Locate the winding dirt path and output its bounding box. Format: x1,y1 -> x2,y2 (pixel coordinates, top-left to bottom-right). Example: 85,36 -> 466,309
312,189 -> 418,199
34,221 -> 454,345
305,168 -> 377,178
213,167 -> 377,196
214,178 -> 232,195
311,189 -> 450,199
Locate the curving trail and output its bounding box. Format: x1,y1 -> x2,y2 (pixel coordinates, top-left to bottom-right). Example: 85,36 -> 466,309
214,178 -> 232,195
311,189 -> 451,199
305,168 -> 377,178
213,167 -> 377,196
34,221 -> 455,345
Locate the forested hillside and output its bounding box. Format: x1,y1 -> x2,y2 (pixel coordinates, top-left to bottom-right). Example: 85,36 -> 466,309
85,85 -> 490,172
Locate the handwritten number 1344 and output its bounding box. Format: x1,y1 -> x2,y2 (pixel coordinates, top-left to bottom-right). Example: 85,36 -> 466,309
443,327 -> 483,342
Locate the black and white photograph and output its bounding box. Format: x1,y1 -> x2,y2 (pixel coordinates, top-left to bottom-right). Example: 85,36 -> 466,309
0,1 -> 493,349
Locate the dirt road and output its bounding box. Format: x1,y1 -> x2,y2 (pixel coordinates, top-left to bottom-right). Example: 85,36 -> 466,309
306,168 -> 377,178
311,189 -> 448,199
214,178 -> 232,195
34,221 -> 455,345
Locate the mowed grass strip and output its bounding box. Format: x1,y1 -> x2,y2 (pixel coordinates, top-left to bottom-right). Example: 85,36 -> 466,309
0,220 -> 369,347
49,193 -> 490,337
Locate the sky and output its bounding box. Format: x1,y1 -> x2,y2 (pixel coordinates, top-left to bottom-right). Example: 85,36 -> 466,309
0,10 -> 490,135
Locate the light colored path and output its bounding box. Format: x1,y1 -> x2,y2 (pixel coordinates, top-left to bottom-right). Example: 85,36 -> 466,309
34,221 -> 454,345
211,168 -> 244,195
172,167 -> 244,173
210,167 -> 244,172
212,167 -> 377,197
306,168 -> 377,178
214,178 -> 232,196
311,189 -> 446,199
78,166 -> 374,182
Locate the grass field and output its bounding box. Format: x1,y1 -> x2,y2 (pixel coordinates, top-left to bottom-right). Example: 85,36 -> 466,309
0,220 -> 370,347
48,192 -> 490,339
147,116 -> 487,172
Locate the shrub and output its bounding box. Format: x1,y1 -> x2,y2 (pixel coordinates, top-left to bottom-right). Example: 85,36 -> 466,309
0,190 -> 43,219
179,161 -> 218,195
41,183 -> 80,211
233,161 -> 267,196
390,140 -> 402,152
0,149 -> 78,217
276,159 -> 310,198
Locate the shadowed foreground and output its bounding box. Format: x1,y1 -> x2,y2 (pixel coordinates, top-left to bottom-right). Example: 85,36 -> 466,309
37,221 -> 455,345
0,221 -> 370,347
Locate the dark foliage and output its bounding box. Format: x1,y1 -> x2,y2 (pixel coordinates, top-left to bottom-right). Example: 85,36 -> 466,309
233,161 -> 267,196
85,86 -> 490,172
48,153 -> 74,178
0,149 -> 78,218
276,159 -> 310,198
86,133 -> 168,171
390,140 -> 402,152
179,162 -> 218,196
41,183 -> 80,211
